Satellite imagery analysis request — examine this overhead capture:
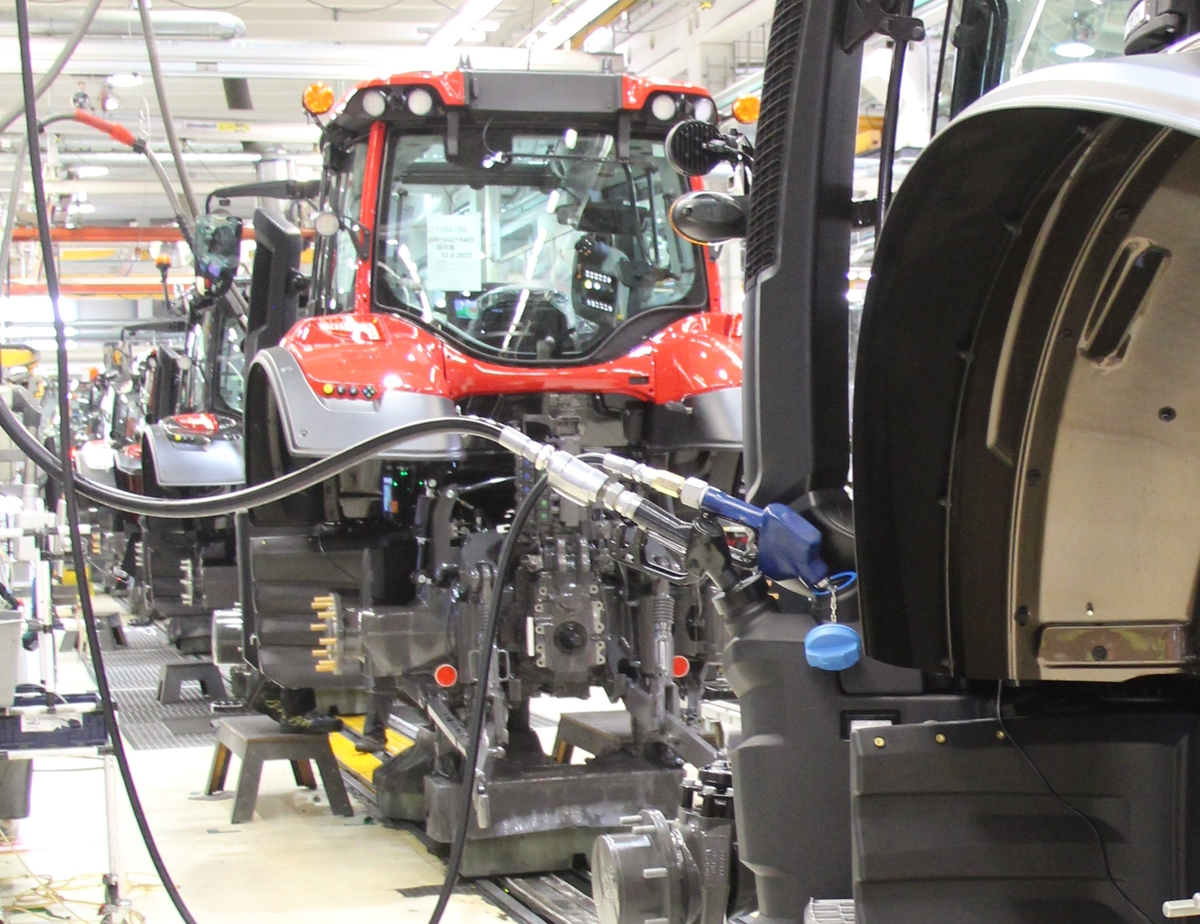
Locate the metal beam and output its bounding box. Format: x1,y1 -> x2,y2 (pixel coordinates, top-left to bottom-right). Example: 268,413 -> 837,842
620,0 -> 774,84
0,37 -> 618,82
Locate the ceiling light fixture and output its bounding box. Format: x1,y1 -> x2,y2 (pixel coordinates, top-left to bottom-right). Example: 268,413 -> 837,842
106,73 -> 143,88
427,0 -> 503,48
74,165 -> 110,179
1052,40 -> 1095,57
530,0 -> 618,52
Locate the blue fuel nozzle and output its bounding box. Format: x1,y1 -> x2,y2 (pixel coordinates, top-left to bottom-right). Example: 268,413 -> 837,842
698,489 -> 828,586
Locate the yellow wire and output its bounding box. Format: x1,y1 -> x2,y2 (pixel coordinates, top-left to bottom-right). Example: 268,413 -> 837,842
0,828 -> 155,924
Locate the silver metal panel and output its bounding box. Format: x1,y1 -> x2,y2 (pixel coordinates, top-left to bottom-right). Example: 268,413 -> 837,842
960,55 -> 1200,141
1010,141 -> 1200,681
144,425 -> 246,489
249,346 -> 464,461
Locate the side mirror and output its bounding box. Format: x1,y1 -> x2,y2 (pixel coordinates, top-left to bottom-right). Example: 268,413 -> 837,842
668,191 -> 748,244
193,214 -> 243,296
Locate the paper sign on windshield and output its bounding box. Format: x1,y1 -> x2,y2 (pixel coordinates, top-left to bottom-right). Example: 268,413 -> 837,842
426,214 -> 482,293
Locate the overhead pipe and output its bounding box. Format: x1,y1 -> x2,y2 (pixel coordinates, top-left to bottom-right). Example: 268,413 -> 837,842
0,9 -> 245,41
0,0 -> 102,134
0,136 -> 24,292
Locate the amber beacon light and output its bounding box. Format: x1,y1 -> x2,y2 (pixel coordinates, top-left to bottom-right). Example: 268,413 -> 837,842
732,95 -> 761,124
303,82 -> 335,116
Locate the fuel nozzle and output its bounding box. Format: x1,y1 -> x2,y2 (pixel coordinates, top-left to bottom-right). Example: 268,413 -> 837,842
601,455 -> 829,587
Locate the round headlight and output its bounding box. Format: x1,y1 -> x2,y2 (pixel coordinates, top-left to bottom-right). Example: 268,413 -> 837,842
407,87 -> 434,116
650,93 -> 678,121
361,89 -> 387,117
692,97 -> 715,123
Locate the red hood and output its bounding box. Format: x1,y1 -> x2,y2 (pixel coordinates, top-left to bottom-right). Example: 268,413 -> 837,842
282,311 -> 741,406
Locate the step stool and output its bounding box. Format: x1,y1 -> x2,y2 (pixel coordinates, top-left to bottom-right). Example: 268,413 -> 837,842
205,715 -> 353,824
156,661 -> 226,705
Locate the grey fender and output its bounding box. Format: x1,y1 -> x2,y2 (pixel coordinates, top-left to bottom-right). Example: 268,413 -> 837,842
143,425 -> 246,489
113,448 -> 141,477
643,386 -> 742,451
956,53 -> 1200,136
248,346 -> 463,460
854,51 -> 1200,675
75,441 -> 117,489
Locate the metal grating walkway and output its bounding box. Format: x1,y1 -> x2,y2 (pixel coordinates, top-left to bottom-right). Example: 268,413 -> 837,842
87,624 -> 241,751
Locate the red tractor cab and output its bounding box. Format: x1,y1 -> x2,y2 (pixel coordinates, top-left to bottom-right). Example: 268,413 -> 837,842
237,67 -> 742,873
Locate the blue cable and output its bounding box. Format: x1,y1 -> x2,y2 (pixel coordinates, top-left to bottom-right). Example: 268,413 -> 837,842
812,571 -> 857,596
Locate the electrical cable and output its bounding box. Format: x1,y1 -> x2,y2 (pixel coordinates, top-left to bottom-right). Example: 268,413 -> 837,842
876,7 -> 911,233
426,473 -> 550,924
993,682 -> 1154,924
811,570 -> 856,595
0,0 -> 102,134
14,5 -> 199,922
929,0 -> 953,138
0,399 -> 507,519
136,0 -> 198,225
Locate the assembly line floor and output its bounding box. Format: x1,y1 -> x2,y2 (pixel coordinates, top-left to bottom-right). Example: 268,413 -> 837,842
0,596 -> 626,924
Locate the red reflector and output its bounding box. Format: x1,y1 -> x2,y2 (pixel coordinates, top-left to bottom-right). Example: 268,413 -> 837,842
672,655 -> 690,679
171,412 -> 220,434
434,664 -> 458,687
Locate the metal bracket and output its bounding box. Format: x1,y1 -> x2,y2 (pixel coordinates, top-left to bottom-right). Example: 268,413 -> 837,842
843,0 -> 925,51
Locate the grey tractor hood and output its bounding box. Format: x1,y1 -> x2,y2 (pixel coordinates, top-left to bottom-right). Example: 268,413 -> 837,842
853,52 -> 1200,683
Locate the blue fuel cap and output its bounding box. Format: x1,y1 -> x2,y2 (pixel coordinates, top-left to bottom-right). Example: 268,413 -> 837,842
805,623 -> 862,671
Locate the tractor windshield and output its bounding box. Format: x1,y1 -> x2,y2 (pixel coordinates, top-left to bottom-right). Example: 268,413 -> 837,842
374,131 -> 706,362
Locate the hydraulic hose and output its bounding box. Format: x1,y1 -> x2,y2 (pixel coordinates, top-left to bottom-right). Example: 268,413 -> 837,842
0,0 -> 102,134
136,0 -> 198,223
426,474 -> 550,924
2,109 -> 193,295
14,4 -> 199,924
0,396 -> 506,518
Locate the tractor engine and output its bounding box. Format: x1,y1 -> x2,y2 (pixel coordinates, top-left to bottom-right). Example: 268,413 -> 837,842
307,391 -> 721,752
242,390 -> 731,873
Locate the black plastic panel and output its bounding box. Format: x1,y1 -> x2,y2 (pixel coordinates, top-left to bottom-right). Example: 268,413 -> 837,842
467,72 -> 622,113
723,603 -> 985,922
852,713 -> 1200,923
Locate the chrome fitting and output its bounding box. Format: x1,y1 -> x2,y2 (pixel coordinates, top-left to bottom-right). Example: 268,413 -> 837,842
678,477 -> 710,510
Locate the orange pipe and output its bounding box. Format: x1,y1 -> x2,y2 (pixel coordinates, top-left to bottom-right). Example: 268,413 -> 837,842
10,227 -> 315,243
5,282 -> 167,297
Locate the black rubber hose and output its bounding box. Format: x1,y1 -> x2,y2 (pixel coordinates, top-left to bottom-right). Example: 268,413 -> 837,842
427,473 -> 550,924
14,4 -> 199,923
0,398 -> 506,519
876,9 -> 912,232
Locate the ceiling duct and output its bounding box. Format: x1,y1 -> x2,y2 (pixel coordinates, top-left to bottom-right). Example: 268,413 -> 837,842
0,10 -> 245,41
